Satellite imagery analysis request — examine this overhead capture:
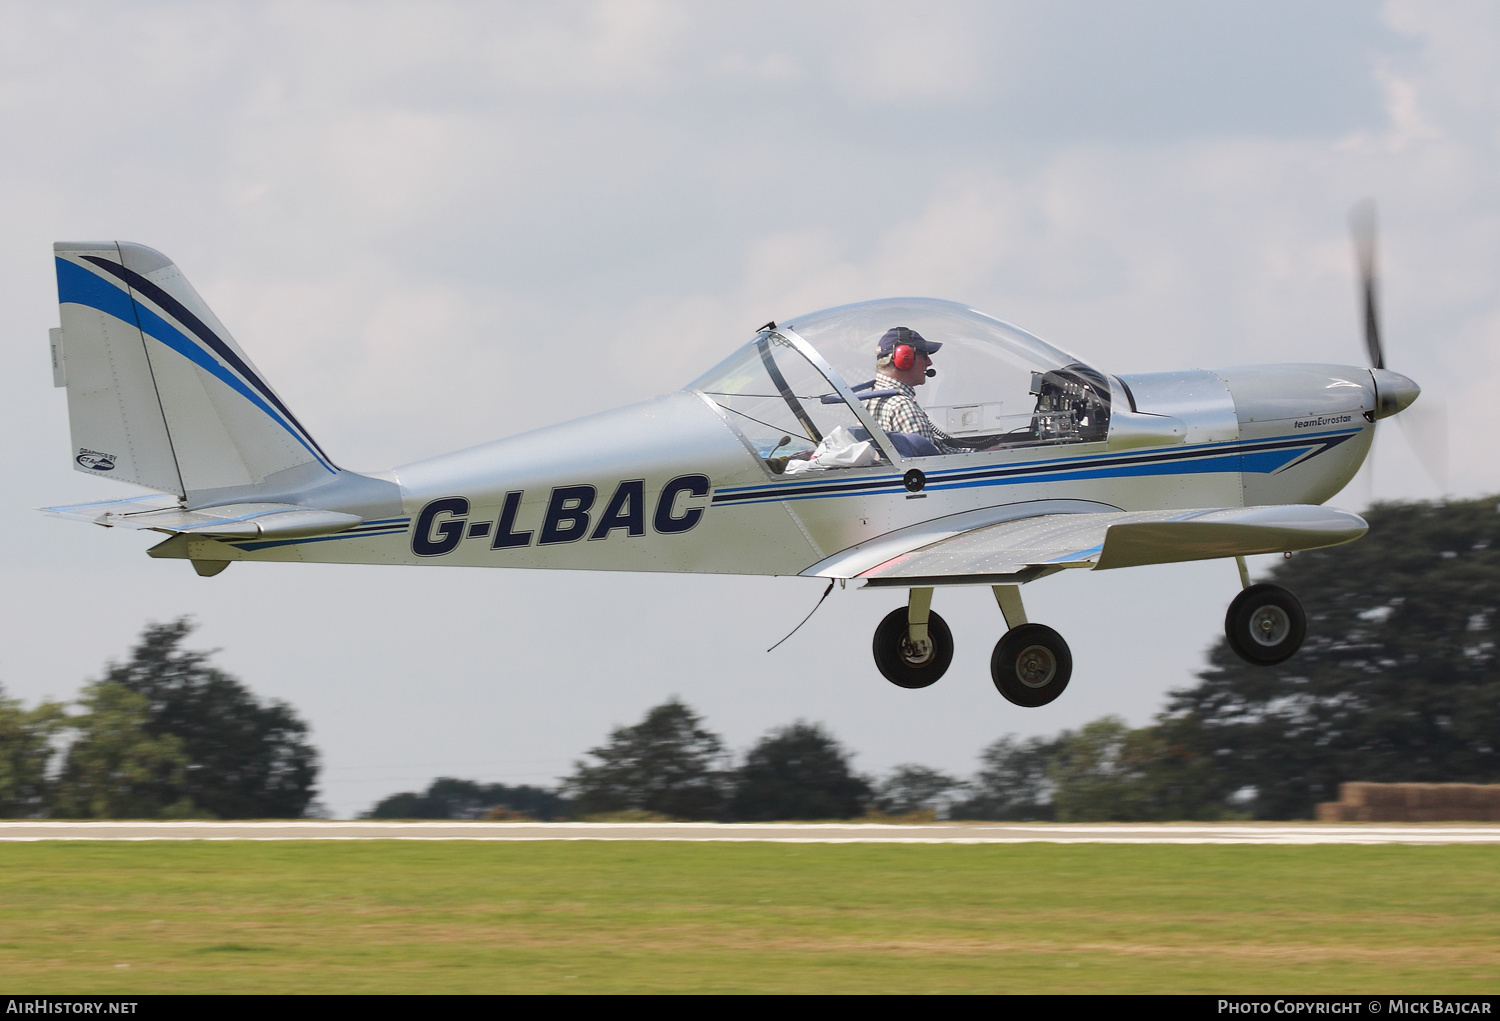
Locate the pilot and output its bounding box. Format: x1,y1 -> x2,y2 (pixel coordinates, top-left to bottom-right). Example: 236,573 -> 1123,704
867,327 -> 973,455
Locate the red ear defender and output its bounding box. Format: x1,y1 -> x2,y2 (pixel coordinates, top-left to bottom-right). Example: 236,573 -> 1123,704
892,343 -> 916,370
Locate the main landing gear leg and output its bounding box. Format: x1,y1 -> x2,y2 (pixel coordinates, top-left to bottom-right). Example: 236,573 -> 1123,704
907,586 -> 934,653
872,587 -> 953,689
993,584 -> 1027,630
1224,557 -> 1307,666
990,584 -> 1073,707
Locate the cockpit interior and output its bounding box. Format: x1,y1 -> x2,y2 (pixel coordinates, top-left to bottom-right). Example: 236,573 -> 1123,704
689,298 -> 1112,475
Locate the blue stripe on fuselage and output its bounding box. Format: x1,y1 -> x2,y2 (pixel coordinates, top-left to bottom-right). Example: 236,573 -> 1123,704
712,430 -> 1358,506
228,524 -> 410,552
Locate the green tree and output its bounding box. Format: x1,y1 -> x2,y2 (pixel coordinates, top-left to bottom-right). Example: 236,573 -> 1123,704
873,764 -> 963,817
0,686 -> 66,818
1165,497 -> 1500,819
563,699 -> 728,819
53,682 -> 192,818
99,619 -> 319,818
729,722 -> 871,820
949,733 -> 1066,820
949,722 -> 1233,822
1049,716 -> 1169,821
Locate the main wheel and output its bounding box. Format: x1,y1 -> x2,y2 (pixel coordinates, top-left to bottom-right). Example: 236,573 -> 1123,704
1225,583 -> 1306,665
872,607 -> 954,689
991,623 -> 1072,707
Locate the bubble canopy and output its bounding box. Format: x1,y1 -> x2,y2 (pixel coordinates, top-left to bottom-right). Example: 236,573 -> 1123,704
787,298 -> 1103,421
689,298 -> 1112,469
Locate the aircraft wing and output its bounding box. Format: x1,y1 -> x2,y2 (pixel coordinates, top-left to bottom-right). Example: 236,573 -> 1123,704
42,495 -> 362,539
847,504 -> 1367,586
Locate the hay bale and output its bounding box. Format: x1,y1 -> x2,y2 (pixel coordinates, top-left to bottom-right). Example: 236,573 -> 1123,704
1328,782 -> 1500,821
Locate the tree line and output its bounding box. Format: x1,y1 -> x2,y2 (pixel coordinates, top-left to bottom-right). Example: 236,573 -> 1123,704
366,703 -> 880,821
362,700 -> 1250,822
0,620 -> 318,819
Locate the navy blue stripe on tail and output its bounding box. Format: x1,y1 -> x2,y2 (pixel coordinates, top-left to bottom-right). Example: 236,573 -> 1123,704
82,256 -> 337,468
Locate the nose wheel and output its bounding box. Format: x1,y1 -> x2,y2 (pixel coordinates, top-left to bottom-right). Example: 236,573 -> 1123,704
1225,582 -> 1306,665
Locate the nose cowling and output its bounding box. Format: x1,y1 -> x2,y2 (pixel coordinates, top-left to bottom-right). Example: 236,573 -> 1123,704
1370,368 -> 1420,419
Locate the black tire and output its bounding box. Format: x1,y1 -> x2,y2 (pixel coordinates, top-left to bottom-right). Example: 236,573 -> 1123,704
1225,583 -> 1306,665
872,607 -> 954,689
991,623 -> 1072,707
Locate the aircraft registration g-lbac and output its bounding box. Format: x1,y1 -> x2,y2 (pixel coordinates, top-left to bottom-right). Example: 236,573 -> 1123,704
43,206 -> 1420,707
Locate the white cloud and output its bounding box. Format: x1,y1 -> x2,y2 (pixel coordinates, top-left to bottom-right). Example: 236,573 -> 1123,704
321,113 -> 467,217
824,2 -> 989,103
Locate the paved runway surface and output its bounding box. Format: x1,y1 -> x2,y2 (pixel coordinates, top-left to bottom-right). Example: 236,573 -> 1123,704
1,821 -> 1498,843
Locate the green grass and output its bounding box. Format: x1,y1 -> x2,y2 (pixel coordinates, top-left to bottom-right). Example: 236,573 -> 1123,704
1,841 -> 1497,993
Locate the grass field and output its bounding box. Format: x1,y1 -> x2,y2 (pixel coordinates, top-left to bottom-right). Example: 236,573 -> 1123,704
1,841 -> 1497,993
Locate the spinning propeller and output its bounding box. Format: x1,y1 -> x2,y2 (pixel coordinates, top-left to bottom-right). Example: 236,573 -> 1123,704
1349,199 -> 1447,490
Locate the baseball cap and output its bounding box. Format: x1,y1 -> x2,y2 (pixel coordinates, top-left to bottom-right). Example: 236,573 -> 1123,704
877,326 -> 941,357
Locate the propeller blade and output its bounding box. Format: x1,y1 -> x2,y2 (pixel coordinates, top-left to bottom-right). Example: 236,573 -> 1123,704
1349,198 -> 1384,370
1398,397 -> 1449,491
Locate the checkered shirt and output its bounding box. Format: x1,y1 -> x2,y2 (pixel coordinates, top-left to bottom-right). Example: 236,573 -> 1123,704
866,373 -> 968,454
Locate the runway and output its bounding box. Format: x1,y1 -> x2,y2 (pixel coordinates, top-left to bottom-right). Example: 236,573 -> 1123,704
1,821 -> 1498,843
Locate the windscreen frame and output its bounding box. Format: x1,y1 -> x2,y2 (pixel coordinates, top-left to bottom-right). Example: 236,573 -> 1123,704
688,326 -> 899,478
773,325 -> 900,465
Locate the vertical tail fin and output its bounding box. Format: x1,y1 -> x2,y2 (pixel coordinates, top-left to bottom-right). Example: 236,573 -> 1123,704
52,242 -> 338,503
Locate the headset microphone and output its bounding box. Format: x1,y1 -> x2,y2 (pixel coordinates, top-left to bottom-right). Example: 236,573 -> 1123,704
925,368 -> 937,378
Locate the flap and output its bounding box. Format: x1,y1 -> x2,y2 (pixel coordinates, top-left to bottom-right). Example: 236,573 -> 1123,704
801,499 -> 1123,579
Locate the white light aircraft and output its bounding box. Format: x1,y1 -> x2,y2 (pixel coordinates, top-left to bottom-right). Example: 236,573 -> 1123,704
43,208 -> 1422,706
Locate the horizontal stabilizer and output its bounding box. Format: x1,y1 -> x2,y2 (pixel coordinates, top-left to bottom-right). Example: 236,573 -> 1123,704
42,493 -> 182,523
43,496 -> 361,539
857,504 -> 1367,586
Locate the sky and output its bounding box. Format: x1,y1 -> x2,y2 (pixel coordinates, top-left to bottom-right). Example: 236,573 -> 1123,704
2,1 -> 1496,816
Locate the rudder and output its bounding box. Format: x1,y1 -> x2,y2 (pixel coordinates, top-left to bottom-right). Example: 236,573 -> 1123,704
52,242 -> 337,504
